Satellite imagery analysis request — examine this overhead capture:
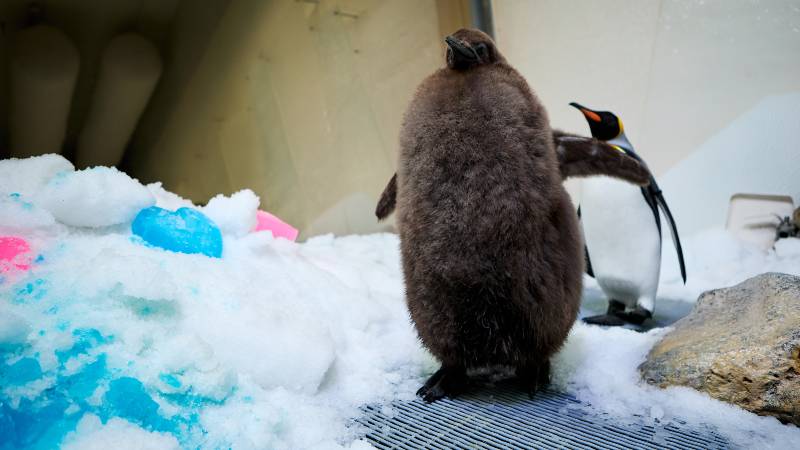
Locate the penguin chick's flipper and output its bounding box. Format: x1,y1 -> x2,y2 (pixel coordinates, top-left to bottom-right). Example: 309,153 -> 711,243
577,206 -> 595,278
552,130 -> 650,186
516,359 -> 551,399
416,366 -> 468,403
375,173 -> 397,220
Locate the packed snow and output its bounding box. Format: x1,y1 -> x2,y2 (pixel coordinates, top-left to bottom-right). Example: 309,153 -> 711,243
1,154 -> 799,449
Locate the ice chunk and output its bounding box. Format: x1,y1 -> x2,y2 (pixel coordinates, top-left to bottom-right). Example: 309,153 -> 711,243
200,309 -> 336,394
146,182 -> 194,210
61,415 -> 179,450
131,206 -> 223,257
36,167 -> 155,227
0,154 -> 74,198
202,190 -> 259,238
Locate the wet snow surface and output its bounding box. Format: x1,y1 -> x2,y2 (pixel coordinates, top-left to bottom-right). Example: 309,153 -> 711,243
1,155 -> 799,449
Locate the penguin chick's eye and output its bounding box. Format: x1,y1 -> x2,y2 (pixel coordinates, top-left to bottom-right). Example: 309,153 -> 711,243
473,43 -> 488,60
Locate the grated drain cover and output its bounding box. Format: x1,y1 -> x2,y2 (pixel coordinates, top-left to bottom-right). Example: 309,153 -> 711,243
355,386 -> 730,449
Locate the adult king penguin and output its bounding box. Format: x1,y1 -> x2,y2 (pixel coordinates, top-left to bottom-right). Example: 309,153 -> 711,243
375,29 -> 652,402
570,102 -> 686,327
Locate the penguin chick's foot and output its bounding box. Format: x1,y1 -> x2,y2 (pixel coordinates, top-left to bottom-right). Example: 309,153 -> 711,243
516,359 -> 551,399
416,366 -> 468,403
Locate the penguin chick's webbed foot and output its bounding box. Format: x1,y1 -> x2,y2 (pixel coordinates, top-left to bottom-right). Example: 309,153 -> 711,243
416,366 -> 468,403
516,359 -> 551,399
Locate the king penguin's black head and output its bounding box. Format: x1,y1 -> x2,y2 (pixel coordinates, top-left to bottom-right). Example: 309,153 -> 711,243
444,28 -> 500,71
569,102 -> 623,141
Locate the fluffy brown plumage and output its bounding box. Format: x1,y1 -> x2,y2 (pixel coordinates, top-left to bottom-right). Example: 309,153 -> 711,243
376,28 -> 590,402
377,129 -> 650,223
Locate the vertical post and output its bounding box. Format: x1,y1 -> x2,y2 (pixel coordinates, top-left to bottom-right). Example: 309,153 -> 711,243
469,0 -> 494,38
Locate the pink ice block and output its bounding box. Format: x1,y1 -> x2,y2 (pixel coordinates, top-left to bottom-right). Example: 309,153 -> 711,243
254,210 -> 299,241
0,236 -> 32,272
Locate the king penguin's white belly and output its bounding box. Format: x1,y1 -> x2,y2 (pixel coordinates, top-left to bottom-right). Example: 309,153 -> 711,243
580,177 -> 661,312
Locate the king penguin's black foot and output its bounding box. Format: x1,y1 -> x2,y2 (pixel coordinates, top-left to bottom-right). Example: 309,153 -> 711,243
516,359 -> 551,399
416,366 -> 468,403
583,299 -> 632,327
582,314 -> 627,326
614,307 -> 652,326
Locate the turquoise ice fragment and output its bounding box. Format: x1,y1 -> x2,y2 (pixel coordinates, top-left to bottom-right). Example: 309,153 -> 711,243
0,358 -> 42,385
61,354 -> 107,399
159,373 -> 182,388
56,328 -> 110,365
104,377 -> 173,433
131,207 -> 223,258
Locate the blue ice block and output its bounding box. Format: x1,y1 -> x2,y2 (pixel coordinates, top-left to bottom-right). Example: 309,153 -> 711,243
131,207 -> 222,258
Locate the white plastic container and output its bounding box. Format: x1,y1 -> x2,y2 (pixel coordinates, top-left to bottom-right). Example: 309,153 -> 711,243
75,33 -> 162,168
726,193 -> 795,250
9,25 -> 79,157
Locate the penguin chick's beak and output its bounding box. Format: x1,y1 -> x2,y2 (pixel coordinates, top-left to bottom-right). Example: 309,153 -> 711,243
569,102 -> 602,123
445,35 -> 480,63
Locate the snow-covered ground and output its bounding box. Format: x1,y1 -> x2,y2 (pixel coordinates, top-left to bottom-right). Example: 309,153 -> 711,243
1,155 -> 799,449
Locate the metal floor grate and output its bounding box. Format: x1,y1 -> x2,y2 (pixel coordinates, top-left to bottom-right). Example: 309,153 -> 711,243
355,385 -> 730,449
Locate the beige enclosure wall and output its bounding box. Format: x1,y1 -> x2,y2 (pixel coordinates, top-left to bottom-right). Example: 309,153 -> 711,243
493,0 -> 800,209
127,0 -> 471,238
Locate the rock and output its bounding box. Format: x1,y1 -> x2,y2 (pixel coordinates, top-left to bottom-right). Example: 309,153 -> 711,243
640,272 -> 800,426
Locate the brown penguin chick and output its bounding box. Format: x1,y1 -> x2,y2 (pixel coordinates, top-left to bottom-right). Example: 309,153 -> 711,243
376,28 -> 586,402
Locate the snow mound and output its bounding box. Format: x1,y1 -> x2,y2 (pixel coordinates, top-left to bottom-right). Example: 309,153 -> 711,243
1,154 -> 798,449
0,155 -> 427,449
0,154 -> 74,199
36,166 -> 155,228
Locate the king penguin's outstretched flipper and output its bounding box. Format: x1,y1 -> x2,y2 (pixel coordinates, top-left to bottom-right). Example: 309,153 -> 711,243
376,173 -> 397,220
552,130 -> 650,186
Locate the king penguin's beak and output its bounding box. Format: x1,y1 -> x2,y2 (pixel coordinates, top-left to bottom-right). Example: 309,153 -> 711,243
569,102 -> 602,123
445,35 -> 479,62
